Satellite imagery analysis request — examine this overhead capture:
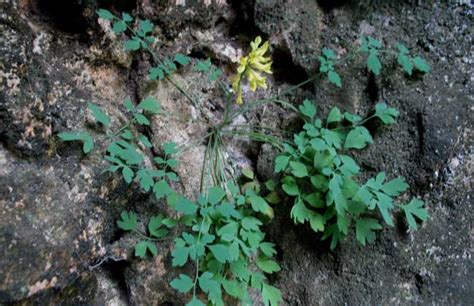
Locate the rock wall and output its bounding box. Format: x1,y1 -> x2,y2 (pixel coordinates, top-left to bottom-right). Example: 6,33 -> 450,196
0,0 -> 472,304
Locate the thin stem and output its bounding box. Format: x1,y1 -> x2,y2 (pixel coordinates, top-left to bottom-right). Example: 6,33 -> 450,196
133,229 -> 170,242
228,74 -> 319,121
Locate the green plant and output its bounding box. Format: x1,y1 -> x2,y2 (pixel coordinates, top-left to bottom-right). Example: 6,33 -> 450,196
58,9 -> 432,306
274,100 -> 429,249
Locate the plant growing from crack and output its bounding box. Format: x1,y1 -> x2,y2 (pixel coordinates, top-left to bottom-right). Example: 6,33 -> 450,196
58,9 -> 431,306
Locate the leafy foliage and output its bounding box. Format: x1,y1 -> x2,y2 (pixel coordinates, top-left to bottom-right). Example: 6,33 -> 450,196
274,101 -> 429,249
360,36 -> 383,75
168,182 -> 281,305
396,43 -> 431,75
319,48 -> 342,87
58,9 -> 434,306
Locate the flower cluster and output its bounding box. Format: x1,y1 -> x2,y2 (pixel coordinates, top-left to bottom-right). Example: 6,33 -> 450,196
232,36 -> 272,104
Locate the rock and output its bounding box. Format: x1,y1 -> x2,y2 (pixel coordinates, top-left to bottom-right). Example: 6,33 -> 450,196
254,0 -> 323,74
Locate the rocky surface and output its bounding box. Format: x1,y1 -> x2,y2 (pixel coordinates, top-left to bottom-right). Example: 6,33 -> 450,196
0,0 -> 472,305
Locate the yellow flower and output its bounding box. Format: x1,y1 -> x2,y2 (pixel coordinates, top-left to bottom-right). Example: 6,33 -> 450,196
232,36 -> 272,105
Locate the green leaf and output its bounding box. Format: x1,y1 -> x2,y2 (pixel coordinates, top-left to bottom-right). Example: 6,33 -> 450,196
262,283 -> 282,306
125,37 -> 141,50
299,99 -> 316,119
397,54 -> 413,75
344,126 -> 373,149
163,142 -> 179,155
122,166 -> 134,184
413,56 -> 430,73
58,131 -> 83,141
208,186 -> 226,205
153,180 -> 172,198
175,195 -> 198,216
242,217 -> 262,231
174,53 -> 191,66
339,155 -> 360,176
321,128 -> 342,149
322,47 -> 337,60
138,134 -> 153,148
112,21 -> 127,33
172,246 -> 189,267
124,98 -> 134,111
97,9 -> 114,20
242,168 -> 255,180
209,67 -> 222,81
256,257 -> 281,274
367,51 -> 382,75
122,12 -> 133,22
274,155 -> 290,173
374,103 -> 399,125
400,199 -> 429,230
88,102 -> 110,127
148,215 -> 168,238
117,211 -> 137,231
289,161 -> 309,178
198,272 -> 223,304
138,20 -> 153,34
396,43 -> 409,54
327,107 -> 342,124
148,67 -> 164,80
281,176 -> 299,196
186,297 -> 205,306
222,279 -> 244,298
194,58 -> 212,72
217,222 -> 238,242
170,274 -> 194,293
259,242 -> 277,257
137,97 -> 161,114
382,177 -> 408,196
209,244 -> 230,263
356,218 -> 382,246
134,113 -> 150,125
135,241 -> 158,258
374,191 -> 394,226
249,195 -> 273,217
290,198 -> 311,224
309,212 -> 325,232
328,71 -> 342,87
